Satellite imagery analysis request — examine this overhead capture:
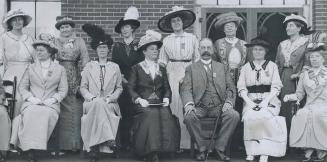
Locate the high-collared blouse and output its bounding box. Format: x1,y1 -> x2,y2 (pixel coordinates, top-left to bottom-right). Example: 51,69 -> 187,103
158,32 -> 200,66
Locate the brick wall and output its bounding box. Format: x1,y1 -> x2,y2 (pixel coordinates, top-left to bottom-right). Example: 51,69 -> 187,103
61,0 -> 194,57
313,0 -> 327,33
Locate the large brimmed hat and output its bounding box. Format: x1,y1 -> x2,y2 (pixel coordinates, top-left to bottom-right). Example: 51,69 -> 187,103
245,36 -> 271,49
137,30 -> 163,52
55,15 -> 75,30
214,12 -> 243,29
283,14 -> 314,35
33,33 -> 58,54
115,6 -> 140,33
82,23 -> 113,50
2,9 -> 32,28
158,6 -> 196,33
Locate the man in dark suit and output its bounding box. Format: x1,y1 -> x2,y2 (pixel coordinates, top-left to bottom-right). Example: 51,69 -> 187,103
181,38 -> 240,161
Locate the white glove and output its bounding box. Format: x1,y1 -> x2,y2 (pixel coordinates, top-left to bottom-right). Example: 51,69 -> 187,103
43,98 -> 57,106
137,98 -> 149,108
283,94 -> 298,102
163,98 -> 169,107
28,97 -> 42,105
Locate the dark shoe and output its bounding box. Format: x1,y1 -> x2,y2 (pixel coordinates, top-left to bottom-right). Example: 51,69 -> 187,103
150,153 -> 159,162
27,150 -> 35,162
216,150 -> 230,161
196,152 -> 205,161
302,157 -> 313,162
313,157 -> 325,162
89,150 -> 98,162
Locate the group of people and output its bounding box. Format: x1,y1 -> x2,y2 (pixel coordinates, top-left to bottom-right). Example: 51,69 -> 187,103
0,5 -> 326,162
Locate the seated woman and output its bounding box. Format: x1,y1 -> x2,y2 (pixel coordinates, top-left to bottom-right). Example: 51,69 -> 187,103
237,37 -> 287,162
0,80 -> 10,162
128,30 -> 179,162
284,45 -> 327,162
80,24 -> 122,162
10,33 -> 68,162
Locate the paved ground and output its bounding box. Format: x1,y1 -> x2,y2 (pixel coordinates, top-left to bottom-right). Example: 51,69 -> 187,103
3,150 -> 308,162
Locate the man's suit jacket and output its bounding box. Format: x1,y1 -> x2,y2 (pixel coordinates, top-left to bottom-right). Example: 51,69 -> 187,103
19,61 -> 68,113
180,60 -> 236,108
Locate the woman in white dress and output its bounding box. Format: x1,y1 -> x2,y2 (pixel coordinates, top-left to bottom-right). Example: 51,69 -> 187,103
284,45 -> 327,162
238,37 -> 287,162
81,24 -> 122,162
10,34 -> 68,162
0,9 -> 35,118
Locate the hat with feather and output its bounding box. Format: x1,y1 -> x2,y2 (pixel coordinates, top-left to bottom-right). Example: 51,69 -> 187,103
137,30 -> 162,52
115,6 -> 140,33
82,23 -> 113,50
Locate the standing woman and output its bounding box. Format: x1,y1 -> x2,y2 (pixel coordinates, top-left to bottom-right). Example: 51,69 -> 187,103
112,6 -> 142,150
275,14 -> 313,130
128,30 -> 179,162
54,15 -> 90,151
81,24 -> 122,162
0,9 -> 35,117
10,34 -> 68,162
284,45 -> 327,162
157,6 -> 199,149
238,37 -> 286,162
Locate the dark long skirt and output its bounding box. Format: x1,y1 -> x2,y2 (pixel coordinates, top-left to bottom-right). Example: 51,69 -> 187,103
279,67 -> 297,131
131,106 -> 180,157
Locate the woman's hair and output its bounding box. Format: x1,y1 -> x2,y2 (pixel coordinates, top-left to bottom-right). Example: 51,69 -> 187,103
291,21 -> 305,34
36,44 -> 57,60
6,16 -> 26,31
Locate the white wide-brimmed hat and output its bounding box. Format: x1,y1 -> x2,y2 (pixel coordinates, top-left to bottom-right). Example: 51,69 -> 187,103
283,14 -> 314,35
158,6 -> 196,33
2,9 -> 32,28
137,30 -> 163,52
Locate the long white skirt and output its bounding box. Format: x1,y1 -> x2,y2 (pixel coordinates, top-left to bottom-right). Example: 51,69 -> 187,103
0,106 -> 11,151
10,105 -> 58,151
81,98 -> 120,153
166,61 -> 191,149
243,104 -> 287,157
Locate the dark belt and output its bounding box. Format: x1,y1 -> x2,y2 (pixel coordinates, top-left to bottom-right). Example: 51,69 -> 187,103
57,59 -> 76,62
247,85 -> 271,93
169,59 -> 191,62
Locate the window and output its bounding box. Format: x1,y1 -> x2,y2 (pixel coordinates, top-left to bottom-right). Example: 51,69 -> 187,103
8,0 -> 61,37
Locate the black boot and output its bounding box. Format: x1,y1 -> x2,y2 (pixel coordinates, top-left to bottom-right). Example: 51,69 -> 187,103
89,146 -> 99,162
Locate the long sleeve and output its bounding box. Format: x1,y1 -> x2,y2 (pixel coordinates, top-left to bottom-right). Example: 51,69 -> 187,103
295,73 -> 306,101
127,66 -> 141,102
78,38 -> 90,68
107,65 -> 123,102
162,67 -> 171,100
275,44 -> 282,75
192,36 -> 200,63
51,67 -> 68,102
224,65 -> 236,106
80,65 -> 96,101
237,65 -> 248,96
180,66 -> 194,107
19,68 -> 33,101
270,63 -> 283,95
158,42 -> 169,66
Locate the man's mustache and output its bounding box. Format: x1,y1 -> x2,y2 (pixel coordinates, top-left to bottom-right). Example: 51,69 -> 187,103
201,51 -> 212,56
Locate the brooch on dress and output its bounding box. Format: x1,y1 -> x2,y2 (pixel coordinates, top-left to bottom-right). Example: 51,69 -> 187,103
64,39 -> 75,49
